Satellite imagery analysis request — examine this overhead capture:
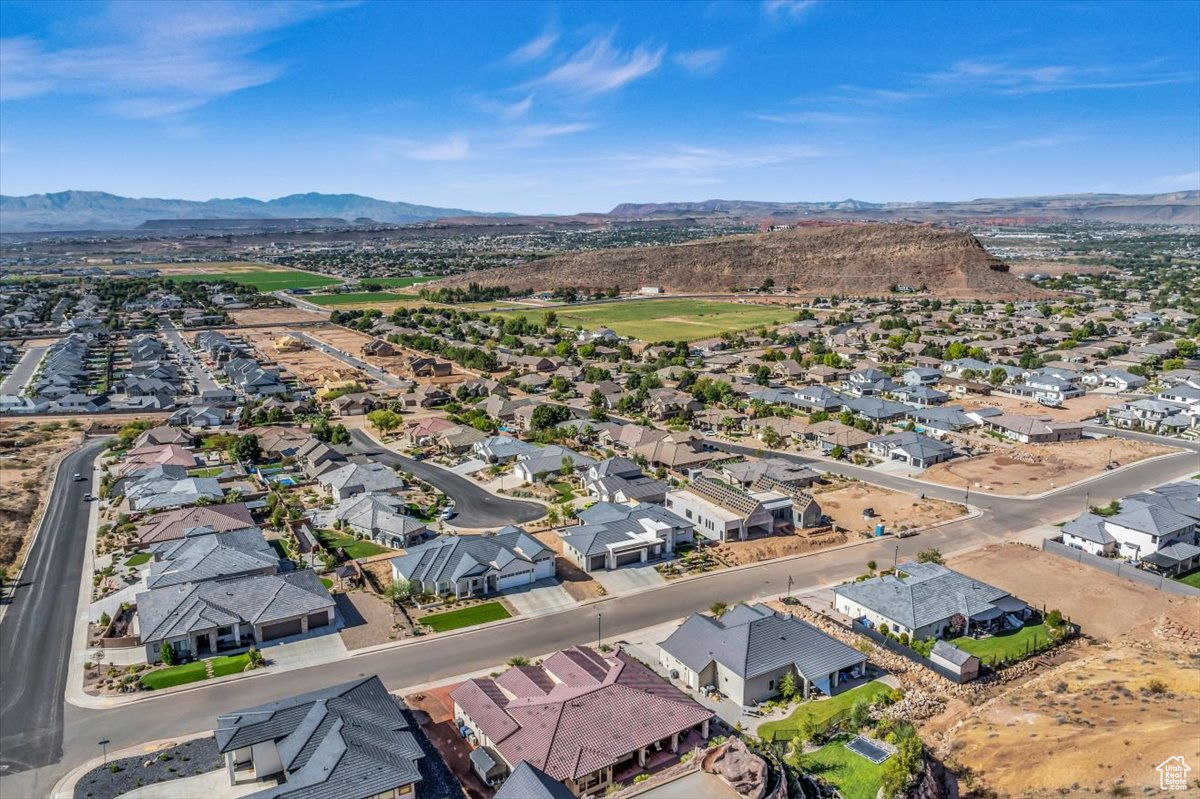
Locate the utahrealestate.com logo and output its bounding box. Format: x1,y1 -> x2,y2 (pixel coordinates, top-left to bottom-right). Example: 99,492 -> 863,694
1156,756 -> 1191,791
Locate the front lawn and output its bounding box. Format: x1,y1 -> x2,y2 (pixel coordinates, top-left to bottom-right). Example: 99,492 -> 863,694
791,736 -> 886,799
550,481 -> 575,501
1173,569 -> 1200,589
312,528 -> 390,559
758,681 -> 892,742
420,601 -> 511,633
952,622 -> 1052,664
140,653 -> 250,690
124,552 -> 152,567
187,467 -> 225,478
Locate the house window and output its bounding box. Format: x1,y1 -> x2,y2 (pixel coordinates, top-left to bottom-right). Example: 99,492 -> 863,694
769,679 -> 775,691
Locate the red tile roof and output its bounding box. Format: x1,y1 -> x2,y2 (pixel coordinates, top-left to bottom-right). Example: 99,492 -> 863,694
451,647 -> 711,781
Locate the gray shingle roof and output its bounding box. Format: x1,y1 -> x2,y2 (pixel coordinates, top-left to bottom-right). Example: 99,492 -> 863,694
215,676 -> 424,799
145,527 -> 278,588
391,529 -> 551,586
833,561 -> 1020,631
660,603 -> 866,682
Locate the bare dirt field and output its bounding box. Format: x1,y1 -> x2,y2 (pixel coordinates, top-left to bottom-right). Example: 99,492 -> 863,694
336,590 -> 406,650
923,437 -> 1177,498
948,543 -> 1185,640
711,530 -> 847,567
958,391 -> 1124,422
228,307 -> 328,326
533,531 -> 607,601
931,545 -> 1200,797
0,420 -> 85,574
299,324 -> 410,373
809,480 -> 965,535
237,326 -> 376,390
1007,260 -> 1115,277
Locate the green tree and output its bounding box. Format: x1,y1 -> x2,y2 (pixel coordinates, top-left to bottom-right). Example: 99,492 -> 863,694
849,697 -> 872,730
710,602 -> 729,618
367,408 -> 401,435
916,547 -> 943,564
987,366 -> 1008,386
329,424 -> 351,445
829,444 -> 845,460
232,434 -> 262,464
388,579 -> 412,605
160,640 -> 176,666
530,403 -> 571,431
778,671 -> 797,701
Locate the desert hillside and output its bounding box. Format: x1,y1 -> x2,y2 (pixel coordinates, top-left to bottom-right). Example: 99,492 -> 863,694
434,223 -> 1050,299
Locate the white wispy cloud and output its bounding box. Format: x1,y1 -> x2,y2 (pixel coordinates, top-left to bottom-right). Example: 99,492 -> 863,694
0,1 -> 339,118
762,0 -> 818,20
673,48 -> 727,75
517,123 -> 594,139
1151,171 -> 1200,190
473,92 -> 536,120
534,34 -> 665,95
370,134 -> 472,162
508,27 -> 559,64
558,143 -> 822,176
927,59 -> 1196,95
752,110 -> 860,125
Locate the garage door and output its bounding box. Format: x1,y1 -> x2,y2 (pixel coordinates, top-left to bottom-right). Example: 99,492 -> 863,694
589,554 -> 607,571
307,611 -> 330,630
261,618 -> 303,641
497,570 -> 532,590
614,549 -> 643,567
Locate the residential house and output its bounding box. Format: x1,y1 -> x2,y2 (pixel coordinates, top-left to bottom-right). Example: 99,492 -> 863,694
721,458 -> 819,491
659,603 -> 868,705
984,414 -> 1083,444
451,647 -> 712,795
331,492 -> 428,549
494,762 -> 574,799
391,528 -> 555,599
134,502 -> 257,546
583,457 -> 668,505
833,561 -> 1029,641
665,477 -> 793,543
513,445 -> 596,483
122,465 -> 223,512
633,431 -> 716,472
867,431 -> 955,469
559,502 -> 694,571
473,435 -> 540,464
215,676 -> 424,799
317,461 -> 404,501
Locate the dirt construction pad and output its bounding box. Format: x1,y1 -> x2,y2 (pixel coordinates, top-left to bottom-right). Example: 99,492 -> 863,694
922,437 -> 1177,497
809,481 -> 965,536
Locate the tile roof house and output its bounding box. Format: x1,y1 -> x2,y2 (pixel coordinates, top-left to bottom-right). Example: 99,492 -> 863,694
513,445 -> 597,483
329,492 -> 428,549
559,502 -> 694,572
494,761 -> 575,799
833,561 -> 1029,641
137,568 -> 335,663
317,462 -> 405,501
451,646 -> 712,795
866,431 -> 955,469
134,502 -> 257,546
122,464 -> 224,512
215,676 -> 425,799
984,413 -> 1083,444
120,444 -> 198,477
583,457 -> 668,504
1062,485 -> 1199,574
391,528 -> 555,599
721,458 -> 819,491
659,603 -> 868,705
144,527 -> 279,589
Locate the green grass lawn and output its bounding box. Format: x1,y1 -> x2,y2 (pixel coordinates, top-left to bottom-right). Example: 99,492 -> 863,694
321,577 -> 334,590
420,601 -> 512,633
123,552 -> 152,567
952,622 -> 1052,663
312,528 -> 390,559
164,268 -> 340,291
269,539 -> 293,560
494,298 -> 790,342
186,467 -> 225,478
1174,570 -> 1200,589
368,276 -> 436,288
306,291 -> 407,306
140,653 -> 250,690
549,481 -> 576,501
758,681 -> 892,742
791,736 -> 886,799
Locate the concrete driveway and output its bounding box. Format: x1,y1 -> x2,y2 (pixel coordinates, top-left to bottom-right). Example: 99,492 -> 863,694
503,579 -> 577,617
593,563 -> 667,596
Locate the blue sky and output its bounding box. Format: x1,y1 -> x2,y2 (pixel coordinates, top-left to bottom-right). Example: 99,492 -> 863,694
1,0 -> 1197,213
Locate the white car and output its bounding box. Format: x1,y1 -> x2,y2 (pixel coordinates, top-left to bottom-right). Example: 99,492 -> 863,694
439,507 -> 457,521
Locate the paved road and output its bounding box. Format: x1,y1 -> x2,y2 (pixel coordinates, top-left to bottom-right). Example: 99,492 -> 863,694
0,440 -> 106,776
347,429 -> 545,527
159,319 -> 219,394
0,433 -> 1194,798
0,345 -> 48,395
292,331 -> 404,389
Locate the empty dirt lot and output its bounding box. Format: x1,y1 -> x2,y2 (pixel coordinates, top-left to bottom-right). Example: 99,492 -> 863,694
238,327 -> 370,389
958,391 -> 1126,422
809,480 -> 965,535
0,421 -> 84,574
923,436 -> 1177,497
939,544 -> 1199,797
228,306 -> 329,326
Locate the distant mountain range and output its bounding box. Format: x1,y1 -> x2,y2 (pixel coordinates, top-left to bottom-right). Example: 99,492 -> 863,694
0,191 -> 505,232
608,191 -> 1200,225
1,189 -> 1196,232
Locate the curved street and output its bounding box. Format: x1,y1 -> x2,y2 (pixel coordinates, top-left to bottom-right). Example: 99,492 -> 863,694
347,428 -> 546,527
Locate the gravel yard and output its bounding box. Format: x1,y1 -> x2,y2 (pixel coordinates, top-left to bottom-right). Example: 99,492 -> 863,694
72,737 -> 220,799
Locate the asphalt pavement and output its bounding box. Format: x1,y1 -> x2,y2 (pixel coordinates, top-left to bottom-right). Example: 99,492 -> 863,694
0,430 -> 1194,798
0,439 -> 106,776
347,429 -> 545,527
0,346 -> 48,396
159,319 -> 219,394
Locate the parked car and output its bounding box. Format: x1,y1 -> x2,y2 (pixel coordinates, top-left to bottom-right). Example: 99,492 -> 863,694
440,506 -> 457,521
82,493 -> 95,502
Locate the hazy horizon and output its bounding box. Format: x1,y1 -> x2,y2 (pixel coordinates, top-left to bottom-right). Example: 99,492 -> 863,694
1,0 -> 1198,214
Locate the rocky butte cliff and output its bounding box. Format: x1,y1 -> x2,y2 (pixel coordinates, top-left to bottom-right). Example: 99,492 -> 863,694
434,223 -> 1050,300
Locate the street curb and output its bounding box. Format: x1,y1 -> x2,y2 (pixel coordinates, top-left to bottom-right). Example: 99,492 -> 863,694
64,444 -> 113,709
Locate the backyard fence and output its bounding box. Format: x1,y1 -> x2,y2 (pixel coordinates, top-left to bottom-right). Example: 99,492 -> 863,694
1042,538 -> 1200,597
852,623 -> 970,683
758,708 -> 852,743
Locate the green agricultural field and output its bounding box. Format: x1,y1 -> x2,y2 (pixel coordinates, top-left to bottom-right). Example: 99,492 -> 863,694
420,601 -> 512,632
495,298 -> 790,342
165,268 -> 340,291
306,291 -> 407,306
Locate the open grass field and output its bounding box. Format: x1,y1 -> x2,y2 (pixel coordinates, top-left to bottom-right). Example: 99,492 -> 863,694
419,601 -> 512,632
167,269 -> 340,291
790,737 -> 886,799
495,298 -> 791,341
369,276 -> 436,288
306,291 -> 408,306
758,681 -> 892,741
